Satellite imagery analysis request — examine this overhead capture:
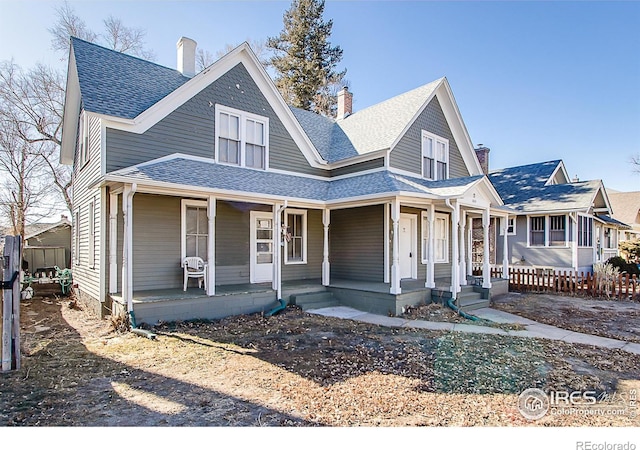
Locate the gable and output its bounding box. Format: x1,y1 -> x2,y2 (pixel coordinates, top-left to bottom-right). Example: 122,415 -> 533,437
390,95 -> 469,178
105,63 -> 328,177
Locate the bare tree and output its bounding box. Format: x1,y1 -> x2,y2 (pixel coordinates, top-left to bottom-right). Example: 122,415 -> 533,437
196,49 -> 216,72
102,16 -> 156,60
49,1 -> 98,52
632,154 -> 640,174
0,61 -> 72,215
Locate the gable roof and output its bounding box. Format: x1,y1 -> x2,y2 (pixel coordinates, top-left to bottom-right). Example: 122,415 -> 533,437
608,191 -> 640,227
25,217 -> 72,240
489,160 -> 609,213
72,38 -> 190,119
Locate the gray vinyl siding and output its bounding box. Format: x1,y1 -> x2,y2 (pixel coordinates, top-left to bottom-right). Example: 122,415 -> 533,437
329,158 -> 384,177
105,63 -> 329,177
506,215 -> 574,269
330,205 -> 384,282
71,114 -> 102,302
131,194 -> 182,290
282,208 -> 323,281
390,95 -> 469,179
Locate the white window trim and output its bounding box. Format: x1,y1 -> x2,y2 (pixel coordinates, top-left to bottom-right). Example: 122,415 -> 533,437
433,212 -> 449,264
527,215 -> 569,248
499,217 -> 517,236
78,111 -> 89,169
284,209 -> 307,265
214,104 -> 269,170
181,199 -> 209,263
577,214 -> 594,248
421,130 -> 449,181
88,200 -> 95,269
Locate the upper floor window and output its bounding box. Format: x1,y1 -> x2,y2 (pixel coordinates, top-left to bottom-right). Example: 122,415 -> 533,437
421,131 -> 448,181
215,105 -> 269,170
78,112 -> 89,168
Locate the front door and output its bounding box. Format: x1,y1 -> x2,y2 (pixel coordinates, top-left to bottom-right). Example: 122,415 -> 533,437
250,211 -> 273,283
399,214 -> 416,279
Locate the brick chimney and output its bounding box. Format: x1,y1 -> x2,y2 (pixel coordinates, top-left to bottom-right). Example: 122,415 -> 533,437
475,145 -> 490,175
337,86 -> 353,120
177,37 -> 197,78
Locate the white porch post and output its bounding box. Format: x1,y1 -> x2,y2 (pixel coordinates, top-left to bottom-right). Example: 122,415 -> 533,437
467,216 -> 473,278
109,192 -> 118,294
459,209 -> 467,286
482,208 -> 492,289
384,203 -> 390,284
322,208 -> 330,286
122,184 -> 136,313
390,198 -> 401,294
502,215 -> 510,280
273,203 -> 282,293
450,200 -> 460,297
206,196 -> 216,296
425,204 -> 435,288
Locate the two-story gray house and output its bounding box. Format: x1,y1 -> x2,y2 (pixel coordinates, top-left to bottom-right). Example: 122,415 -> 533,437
61,37 -> 509,324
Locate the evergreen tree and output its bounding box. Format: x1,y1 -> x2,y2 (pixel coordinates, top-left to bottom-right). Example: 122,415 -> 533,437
267,0 -> 346,116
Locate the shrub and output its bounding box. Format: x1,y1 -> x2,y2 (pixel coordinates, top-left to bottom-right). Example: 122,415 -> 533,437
606,256 -> 640,276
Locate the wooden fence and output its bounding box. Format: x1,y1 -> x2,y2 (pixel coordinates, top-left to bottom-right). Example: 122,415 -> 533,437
474,266 -> 640,299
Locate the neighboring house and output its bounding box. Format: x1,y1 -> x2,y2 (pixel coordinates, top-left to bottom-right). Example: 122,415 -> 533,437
607,190 -> 640,244
489,160 -> 627,273
23,216 -> 72,273
60,37 -> 509,323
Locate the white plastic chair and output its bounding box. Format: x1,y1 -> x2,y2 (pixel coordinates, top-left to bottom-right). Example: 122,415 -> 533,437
183,257 -> 207,291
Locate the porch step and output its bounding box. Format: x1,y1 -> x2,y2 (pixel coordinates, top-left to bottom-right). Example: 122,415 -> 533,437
291,292 -> 339,311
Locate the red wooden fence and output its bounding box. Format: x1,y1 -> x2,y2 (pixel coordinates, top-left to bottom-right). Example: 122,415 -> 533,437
477,267 -> 640,299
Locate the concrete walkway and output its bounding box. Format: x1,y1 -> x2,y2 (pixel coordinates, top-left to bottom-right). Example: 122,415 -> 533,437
306,306 -> 640,355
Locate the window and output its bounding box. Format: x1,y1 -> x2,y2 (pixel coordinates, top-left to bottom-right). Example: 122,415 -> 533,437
604,227 -> 616,249
421,131 -> 448,180
88,200 -> 95,268
215,105 -> 269,170
421,213 -> 430,263
549,215 -> 566,246
500,217 -> 516,236
529,216 -> 545,246
434,213 -> 449,263
181,200 -> 208,261
78,112 -> 89,168
578,215 -> 593,247
285,210 -> 307,264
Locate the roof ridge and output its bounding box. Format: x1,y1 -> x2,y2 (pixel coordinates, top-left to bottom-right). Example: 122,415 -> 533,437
489,159 -> 562,174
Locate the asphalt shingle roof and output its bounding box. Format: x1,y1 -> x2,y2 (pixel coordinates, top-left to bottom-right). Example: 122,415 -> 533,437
489,160 -> 601,213
72,37 -> 189,118
607,191 -> 640,227
110,156 -> 483,202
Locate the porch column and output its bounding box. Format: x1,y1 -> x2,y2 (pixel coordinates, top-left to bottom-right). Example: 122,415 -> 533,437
122,184 -> 136,313
322,208 -> 330,286
482,208 -> 492,289
425,204 -> 435,288
109,192 -> 118,294
459,209 -> 467,286
384,203 -> 390,283
390,198 -> 401,294
273,203 -> 283,294
206,196 -> 216,296
502,215 -> 509,280
467,216 -> 473,278
450,200 -> 460,297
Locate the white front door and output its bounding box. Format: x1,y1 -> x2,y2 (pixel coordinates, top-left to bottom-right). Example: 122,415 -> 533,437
399,214 -> 417,279
250,211 -> 274,283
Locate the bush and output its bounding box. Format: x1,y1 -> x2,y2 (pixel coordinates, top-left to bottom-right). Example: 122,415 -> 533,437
606,256 -> 640,276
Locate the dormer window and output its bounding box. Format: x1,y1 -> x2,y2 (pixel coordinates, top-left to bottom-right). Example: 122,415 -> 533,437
215,105 -> 269,170
422,130 -> 448,181
78,112 -> 89,168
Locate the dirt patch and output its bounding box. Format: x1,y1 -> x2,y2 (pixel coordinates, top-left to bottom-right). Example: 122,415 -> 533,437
403,303 -> 526,331
1,295 -> 639,426
492,293 -> 640,344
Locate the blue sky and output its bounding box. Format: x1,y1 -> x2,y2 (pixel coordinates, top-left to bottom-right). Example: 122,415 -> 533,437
1,0 -> 639,192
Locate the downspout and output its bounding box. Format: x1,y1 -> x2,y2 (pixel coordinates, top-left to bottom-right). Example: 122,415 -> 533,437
266,201 -> 288,317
